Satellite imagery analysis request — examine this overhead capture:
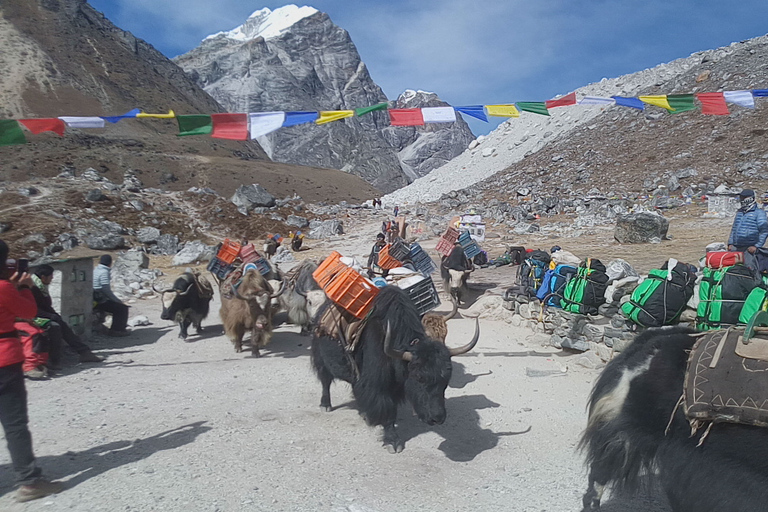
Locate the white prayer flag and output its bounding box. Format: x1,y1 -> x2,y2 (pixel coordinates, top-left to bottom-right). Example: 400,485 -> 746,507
723,90 -> 755,109
421,107 -> 456,123
249,112 -> 285,139
58,116 -> 106,129
578,96 -> 615,106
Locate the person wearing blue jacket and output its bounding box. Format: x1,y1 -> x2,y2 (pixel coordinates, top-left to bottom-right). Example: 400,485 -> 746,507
728,189 -> 768,270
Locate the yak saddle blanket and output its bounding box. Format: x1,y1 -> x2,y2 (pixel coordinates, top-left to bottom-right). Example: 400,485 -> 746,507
684,327 -> 768,429
314,304 -> 367,352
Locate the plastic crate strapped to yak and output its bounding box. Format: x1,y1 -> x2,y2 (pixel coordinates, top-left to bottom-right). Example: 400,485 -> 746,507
207,239 -> 272,281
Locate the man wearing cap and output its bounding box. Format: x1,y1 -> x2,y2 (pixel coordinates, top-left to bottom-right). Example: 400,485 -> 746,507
728,189 -> 768,268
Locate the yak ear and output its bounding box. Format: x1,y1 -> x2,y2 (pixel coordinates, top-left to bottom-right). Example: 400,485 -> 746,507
409,338 -> 419,346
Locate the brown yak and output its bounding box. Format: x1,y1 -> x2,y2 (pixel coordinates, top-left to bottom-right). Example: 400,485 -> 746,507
420,299 -> 459,343
220,269 -> 284,356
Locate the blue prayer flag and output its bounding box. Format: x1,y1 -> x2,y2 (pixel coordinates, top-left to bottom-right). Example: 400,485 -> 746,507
454,106 -> 488,123
282,111 -> 319,127
751,89 -> 768,97
101,108 -> 141,124
612,96 -> 645,110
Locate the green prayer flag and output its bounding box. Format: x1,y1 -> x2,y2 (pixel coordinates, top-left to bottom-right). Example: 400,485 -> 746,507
177,115 -> 213,136
667,94 -> 696,114
355,102 -> 388,117
0,120 -> 26,146
515,102 -> 550,116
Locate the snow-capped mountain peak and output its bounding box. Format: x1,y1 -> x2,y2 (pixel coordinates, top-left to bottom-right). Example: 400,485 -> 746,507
204,5 -> 318,43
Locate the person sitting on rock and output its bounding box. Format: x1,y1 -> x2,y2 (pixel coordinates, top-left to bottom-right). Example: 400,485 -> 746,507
31,265 -> 102,364
93,255 -> 130,337
728,189 -> 768,269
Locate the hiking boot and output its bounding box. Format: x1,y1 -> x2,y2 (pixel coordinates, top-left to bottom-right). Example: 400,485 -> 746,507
24,367 -> 48,380
106,330 -> 130,337
15,478 -> 64,502
78,350 -> 103,363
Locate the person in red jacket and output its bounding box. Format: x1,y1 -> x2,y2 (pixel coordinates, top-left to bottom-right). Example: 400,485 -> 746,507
0,240 -> 63,502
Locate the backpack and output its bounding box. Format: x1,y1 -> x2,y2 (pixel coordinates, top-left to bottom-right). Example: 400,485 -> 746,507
506,246 -> 527,266
516,250 -> 551,297
696,265 -> 762,330
473,251 -> 489,266
621,261 -> 697,327
739,284 -> 768,324
537,264 -> 578,307
560,258 -> 609,315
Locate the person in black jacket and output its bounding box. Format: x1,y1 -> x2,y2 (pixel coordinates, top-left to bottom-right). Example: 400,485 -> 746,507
31,265 -> 102,365
366,233 -> 388,278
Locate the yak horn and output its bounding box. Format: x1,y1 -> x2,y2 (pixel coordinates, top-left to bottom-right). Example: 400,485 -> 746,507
270,279 -> 285,299
443,299 -> 459,320
152,284 -> 173,294
448,316 -> 480,357
383,321 -> 413,362
177,282 -> 195,296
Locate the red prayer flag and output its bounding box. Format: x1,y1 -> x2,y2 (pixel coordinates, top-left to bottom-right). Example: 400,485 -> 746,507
545,92 -> 577,109
388,109 -> 424,126
211,113 -> 248,140
696,92 -> 730,116
18,118 -> 66,136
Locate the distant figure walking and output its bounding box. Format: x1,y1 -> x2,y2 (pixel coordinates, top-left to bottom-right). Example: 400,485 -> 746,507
393,205 -> 399,217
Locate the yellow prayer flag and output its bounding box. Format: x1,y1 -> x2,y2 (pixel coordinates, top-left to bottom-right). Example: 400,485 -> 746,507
638,96 -> 673,111
136,110 -> 176,119
485,104 -> 520,117
315,110 -> 354,125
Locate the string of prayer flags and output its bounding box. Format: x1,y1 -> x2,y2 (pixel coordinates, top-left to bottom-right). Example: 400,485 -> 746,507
101,108 -> 141,124
0,120 -> 26,146
454,105 -> 488,122
667,94 -> 696,114
18,118 -> 66,136
388,109 -> 424,126
422,107 -> 456,123
723,90 -> 754,108
355,102 -> 388,117
516,102 -> 550,116
696,92 -> 729,115
211,113 -> 248,140
136,110 -> 176,119
177,115 -> 213,136
639,95 -> 673,111
248,112 -> 285,139
58,116 -> 105,129
282,111 -> 319,127
612,96 -> 645,110
545,92 -> 576,109
485,104 -> 520,117
316,110 -> 354,125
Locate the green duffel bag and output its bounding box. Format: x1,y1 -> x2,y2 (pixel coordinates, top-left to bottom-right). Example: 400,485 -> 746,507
560,258 -> 608,315
621,261 -> 696,327
696,265 -> 761,331
738,283 -> 768,324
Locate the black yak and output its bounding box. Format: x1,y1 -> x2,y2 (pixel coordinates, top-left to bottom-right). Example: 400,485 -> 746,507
580,326 -> 768,512
154,272 -> 213,340
219,269 -> 284,356
441,244 -> 473,304
311,286 -> 479,453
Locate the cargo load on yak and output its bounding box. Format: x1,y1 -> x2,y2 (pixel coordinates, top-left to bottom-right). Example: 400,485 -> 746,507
560,258 -> 609,315
696,264 -> 762,330
620,259 -> 697,327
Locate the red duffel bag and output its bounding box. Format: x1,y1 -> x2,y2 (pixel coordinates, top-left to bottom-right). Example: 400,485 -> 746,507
705,251 -> 744,269
15,321 -> 49,372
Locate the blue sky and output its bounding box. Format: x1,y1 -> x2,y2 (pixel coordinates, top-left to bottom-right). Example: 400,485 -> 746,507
89,0 -> 768,135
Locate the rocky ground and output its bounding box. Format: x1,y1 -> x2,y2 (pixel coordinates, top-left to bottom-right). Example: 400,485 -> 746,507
0,202 -> 735,511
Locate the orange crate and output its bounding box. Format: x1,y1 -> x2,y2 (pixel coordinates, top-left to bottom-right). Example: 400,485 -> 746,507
239,243 -> 259,264
377,244 -> 403,270
442,227 -> 460,244
217,239 -> 242,264
435,237 -> 454,257
313,251 -> 347,288
325,267 -> 380,318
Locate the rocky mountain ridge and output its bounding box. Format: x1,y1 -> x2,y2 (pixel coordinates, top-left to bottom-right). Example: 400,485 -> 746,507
174,5 -> 475,193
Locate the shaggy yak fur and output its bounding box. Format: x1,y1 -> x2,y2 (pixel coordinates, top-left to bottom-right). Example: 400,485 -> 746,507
311,286 -> 478,453
219,269 -> 278,356
580,326 -> 768,512
440,245 -> 472,303
157,272 -> 212,340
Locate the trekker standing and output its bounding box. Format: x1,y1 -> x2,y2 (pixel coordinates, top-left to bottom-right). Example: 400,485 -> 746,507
366,233 -> 388,278
728,189 -> 768,270
93,255 -> 130,337
0,240 -> 63,502
31,265 -> 102,364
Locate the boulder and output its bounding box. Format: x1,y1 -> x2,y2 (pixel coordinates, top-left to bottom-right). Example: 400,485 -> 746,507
309,220 -> 344,238
154,234 -> 181,256
85,189 -> 107,202
231,184 -> 276,214
84,235 -> 126,250
137,227 -> 161,244
614,212 -> 669,244
285,215 -> 309,228
172,241 -> 215,266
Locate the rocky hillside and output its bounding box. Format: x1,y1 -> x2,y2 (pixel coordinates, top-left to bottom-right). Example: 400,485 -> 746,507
0,0 -> 377,200
174,6 -> 474,193
384,34 -> 768,206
